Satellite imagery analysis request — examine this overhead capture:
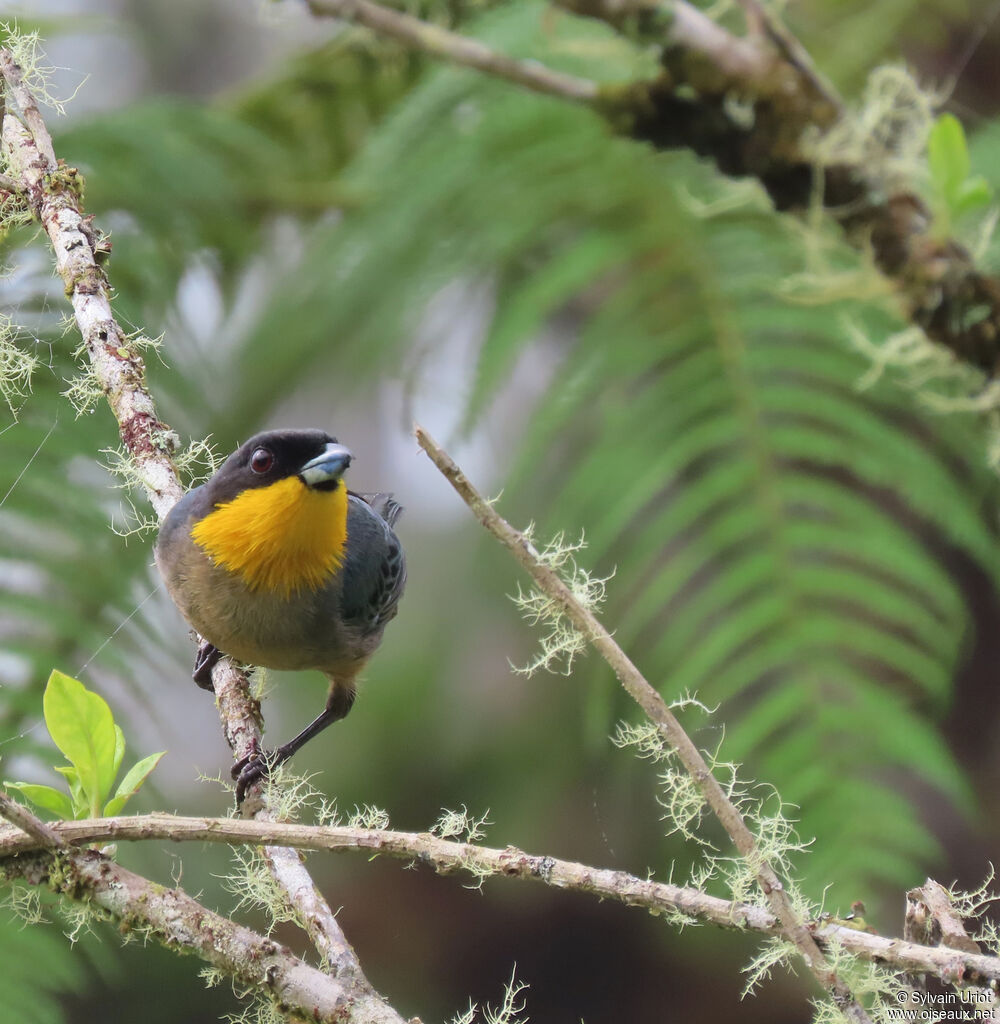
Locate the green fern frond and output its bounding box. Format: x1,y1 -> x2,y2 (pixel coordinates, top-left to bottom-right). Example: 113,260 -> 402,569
0,0 -> 991,914
225,0 -> 1000,898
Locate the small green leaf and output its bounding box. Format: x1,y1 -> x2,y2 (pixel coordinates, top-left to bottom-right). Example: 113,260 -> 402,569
112,725 -> 126,778
103,751 -> 165,816
43,670 -> 118,814
5,782 -> 74,820
53,765 -> 86,818
954,176 -> 992,217
928,113 -> 970,203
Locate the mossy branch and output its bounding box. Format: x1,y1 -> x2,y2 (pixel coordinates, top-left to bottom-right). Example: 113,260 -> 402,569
0,812 -> 997,991
582,3 -> 1000,377
414,426 -> 872,1023
0,54 -> 181,517
0,43 -> 393,1016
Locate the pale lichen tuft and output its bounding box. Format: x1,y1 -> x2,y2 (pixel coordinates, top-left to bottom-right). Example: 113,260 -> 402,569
0,314 -> 39,413
348,803 -> 390,830
511,527 -> 612,676
174,434 -> 223,486
454,967 -> 529,1024
809,65 -> 938,187
1,883 -> 46,926
2,23 -> 86,115
431,804 -> 492,843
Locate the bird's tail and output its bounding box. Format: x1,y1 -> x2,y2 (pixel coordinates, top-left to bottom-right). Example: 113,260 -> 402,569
358,491 -> 404,527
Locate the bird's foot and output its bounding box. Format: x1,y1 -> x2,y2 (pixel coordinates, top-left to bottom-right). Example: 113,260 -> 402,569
231,739 -> 280,803
193,641 -> 222,691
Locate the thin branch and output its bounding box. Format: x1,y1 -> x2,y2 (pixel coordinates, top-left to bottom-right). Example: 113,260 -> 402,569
305,0 -> 599,102
0,49 -> 56,166
1,813 -> 998,990
732,0 -> 840,109
0,116 -> 181,518
0,47 -> 393,1016
566,0 -> 838,107
212,662 -> 370,984
414,427 -> 871,1023
0,791 -> 66,850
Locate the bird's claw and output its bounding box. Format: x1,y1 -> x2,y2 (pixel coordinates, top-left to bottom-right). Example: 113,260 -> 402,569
231,739 -> 275,803
192,641 -> 222,691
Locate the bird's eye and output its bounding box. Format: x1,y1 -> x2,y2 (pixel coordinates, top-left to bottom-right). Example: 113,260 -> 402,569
250,447 -> 274,474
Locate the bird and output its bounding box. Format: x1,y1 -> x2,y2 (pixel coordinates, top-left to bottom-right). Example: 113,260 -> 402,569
155,428 -> 406,801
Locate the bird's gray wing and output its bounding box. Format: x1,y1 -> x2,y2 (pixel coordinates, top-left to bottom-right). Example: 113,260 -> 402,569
340,494 -> 406,635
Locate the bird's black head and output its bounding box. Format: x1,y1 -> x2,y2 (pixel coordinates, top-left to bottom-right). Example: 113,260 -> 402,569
205,429 -> 352,504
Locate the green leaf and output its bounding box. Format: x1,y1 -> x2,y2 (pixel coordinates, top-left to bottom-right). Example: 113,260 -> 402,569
112,724 -> 126,778
927,114 -> 992,230
103,751 -> 165,816
954,176 -> 992,217
4,782 -> 74,820
42,670 -> 118,815
928,112 -> 970,204
53,764 -> 84,815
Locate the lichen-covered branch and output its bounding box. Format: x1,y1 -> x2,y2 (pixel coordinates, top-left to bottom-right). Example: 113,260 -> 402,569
3,850 -> 404,1024
0,66 -> 181,518
212,662 -> 370,983
565,0 -> 774,81
582,5 -> 1000,376
905,879 -> 982,955
562,0 -> 1000,375
0,795 -> 407,1024
415,427 -> 872,1023
0,45 -> 386,1010
1,812 -> 998,991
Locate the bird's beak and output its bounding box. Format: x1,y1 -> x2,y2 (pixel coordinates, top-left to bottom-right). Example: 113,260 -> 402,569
299,443 -> 353,488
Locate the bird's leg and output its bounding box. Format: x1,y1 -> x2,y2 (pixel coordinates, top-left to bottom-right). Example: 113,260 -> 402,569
232,683 -> 356,803
192,641 -> 222,691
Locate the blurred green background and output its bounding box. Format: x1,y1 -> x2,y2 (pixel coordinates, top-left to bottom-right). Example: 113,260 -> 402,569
2,0 -> 1000,1021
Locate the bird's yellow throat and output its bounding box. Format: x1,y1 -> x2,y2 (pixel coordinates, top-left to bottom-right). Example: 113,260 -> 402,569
191,476 -> 348,596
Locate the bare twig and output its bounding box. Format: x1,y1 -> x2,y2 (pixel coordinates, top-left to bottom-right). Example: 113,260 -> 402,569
0,791 -> 66,850
0,46 -> 392,1013
1,813 -> 997,990
414,427 -> 871,1022
306,0 -> 598,102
